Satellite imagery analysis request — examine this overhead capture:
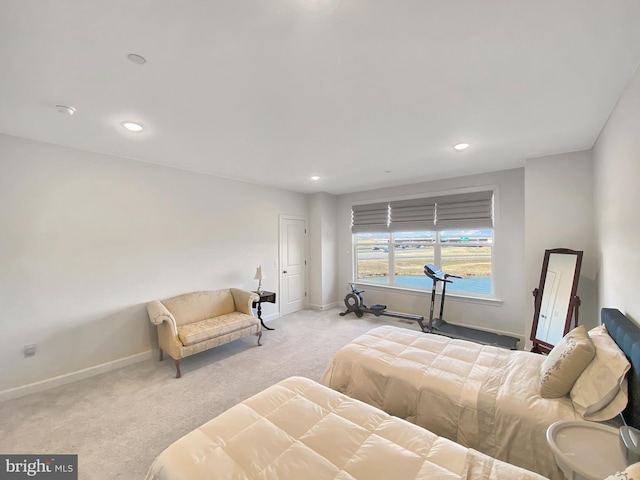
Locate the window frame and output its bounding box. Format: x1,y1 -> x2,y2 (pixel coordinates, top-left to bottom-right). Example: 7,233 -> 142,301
354,229 -> 495,298
351,187 -> 499,301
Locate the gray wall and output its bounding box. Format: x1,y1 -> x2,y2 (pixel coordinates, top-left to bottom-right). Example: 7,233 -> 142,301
593,65 -> 640,324
309,193 -> 339,310
336,153 -> 599,348
336,168 -> 528,339
0,134 -> 308,392
2,64 -> 638,395
524,150 -> 597,344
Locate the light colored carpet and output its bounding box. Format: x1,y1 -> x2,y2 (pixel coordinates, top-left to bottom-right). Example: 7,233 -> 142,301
0,308 -> 422,480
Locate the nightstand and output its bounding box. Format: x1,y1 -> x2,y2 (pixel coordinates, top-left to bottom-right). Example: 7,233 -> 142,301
252,291 -> 276,331
546,420 -> 628,480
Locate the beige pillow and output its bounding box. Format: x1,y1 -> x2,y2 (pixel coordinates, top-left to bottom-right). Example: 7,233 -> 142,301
604,462 -> 640,480
570,325 -> 630,420
539,325 -> 596,399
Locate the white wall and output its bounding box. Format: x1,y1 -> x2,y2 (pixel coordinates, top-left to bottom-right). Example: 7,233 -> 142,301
309,193 -> 339,309
593,66 -> 640,324
524,150 -> 597,344
337,169 -> 527,340
0,134 -> 308,392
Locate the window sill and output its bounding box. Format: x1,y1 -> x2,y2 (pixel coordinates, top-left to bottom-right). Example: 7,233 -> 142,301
353,281 -> 503,307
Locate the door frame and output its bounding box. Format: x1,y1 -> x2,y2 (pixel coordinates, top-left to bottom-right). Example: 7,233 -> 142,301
278,214 -> 309,314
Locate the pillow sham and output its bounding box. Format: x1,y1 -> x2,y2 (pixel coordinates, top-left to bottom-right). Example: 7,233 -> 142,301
603,461 -> 640,480
570,325 -> 630,421
539,324 -> 596,399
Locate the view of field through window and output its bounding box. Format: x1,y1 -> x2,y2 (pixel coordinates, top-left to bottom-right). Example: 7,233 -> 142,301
355,230 -> 493,295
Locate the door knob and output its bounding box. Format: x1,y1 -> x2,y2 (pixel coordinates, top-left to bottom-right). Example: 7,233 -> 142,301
283,270 -> 287,274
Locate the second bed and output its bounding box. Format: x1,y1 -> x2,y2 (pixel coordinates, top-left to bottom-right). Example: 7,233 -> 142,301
321,308 -> 639,480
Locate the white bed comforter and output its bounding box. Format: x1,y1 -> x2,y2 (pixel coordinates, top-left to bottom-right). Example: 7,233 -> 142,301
145,376 -> 546,480
321,326 -> 581,480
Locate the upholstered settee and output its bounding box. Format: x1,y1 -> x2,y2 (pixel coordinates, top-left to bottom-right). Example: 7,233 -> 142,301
147,288 -> 261,378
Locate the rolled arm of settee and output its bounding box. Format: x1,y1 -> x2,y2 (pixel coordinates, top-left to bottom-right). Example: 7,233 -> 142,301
230,288 -> 260,315
146,300 -> 178,336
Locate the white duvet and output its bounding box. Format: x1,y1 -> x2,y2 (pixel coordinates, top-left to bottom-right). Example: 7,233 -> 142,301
145,376 -> 546,480
321,326 -> 581,480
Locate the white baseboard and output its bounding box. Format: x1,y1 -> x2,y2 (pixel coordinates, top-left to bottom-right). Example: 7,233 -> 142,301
260,312 -> 280,323
0,350 -> 154,403
308,302 -> 340,311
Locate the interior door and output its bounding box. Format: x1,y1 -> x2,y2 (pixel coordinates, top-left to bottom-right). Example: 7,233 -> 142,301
279,216 -> 307,316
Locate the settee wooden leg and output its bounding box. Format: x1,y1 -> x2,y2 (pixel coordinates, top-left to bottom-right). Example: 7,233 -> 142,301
257,331 -> 263,346
159,349 -> 164,361
175,359 -> 182,378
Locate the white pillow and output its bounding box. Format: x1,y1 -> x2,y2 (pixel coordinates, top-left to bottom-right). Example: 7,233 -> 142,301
570,325 -> 630,421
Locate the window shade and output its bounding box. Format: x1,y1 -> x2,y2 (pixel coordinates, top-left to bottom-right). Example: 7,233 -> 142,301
434,191 -> 493,229
352,190 -> 493,233
389,198 -> 436,231
351,203 -> 389,233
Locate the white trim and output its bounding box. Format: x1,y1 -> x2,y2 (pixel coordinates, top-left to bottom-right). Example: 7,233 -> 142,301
354,281 -> 502,305
0,350 -> 154,402
260,312 -> 280,323
308,302 -> 340,311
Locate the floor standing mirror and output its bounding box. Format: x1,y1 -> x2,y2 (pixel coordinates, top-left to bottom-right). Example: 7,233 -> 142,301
530,248 -> 583,354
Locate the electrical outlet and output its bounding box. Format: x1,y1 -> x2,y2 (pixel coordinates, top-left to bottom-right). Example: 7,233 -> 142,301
24,344 -> 36,357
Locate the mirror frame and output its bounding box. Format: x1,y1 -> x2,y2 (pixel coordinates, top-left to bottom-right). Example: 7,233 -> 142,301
530,248 -> 583,354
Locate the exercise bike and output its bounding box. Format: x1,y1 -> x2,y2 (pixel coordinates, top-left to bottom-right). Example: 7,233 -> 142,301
340,284 -> 426,330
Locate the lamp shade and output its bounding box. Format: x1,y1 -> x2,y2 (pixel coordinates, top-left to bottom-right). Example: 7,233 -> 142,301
254,266 -> 266,281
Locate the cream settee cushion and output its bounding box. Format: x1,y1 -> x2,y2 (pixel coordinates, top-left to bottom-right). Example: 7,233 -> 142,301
178,312 -> 258,346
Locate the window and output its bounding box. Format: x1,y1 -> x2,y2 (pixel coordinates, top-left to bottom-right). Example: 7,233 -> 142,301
355,229 -> 493,295
393,232 -> 435,287
439,229 -> 493,295
352,191 -> 495,297
355,233 -> 390,284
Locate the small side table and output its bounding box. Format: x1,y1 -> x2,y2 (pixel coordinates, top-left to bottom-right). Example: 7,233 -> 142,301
252,291 -> 276,331
546,420 -> 627,480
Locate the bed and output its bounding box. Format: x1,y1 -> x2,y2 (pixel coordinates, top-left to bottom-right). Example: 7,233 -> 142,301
145,376 -> 547,480
321,308 -> 640,480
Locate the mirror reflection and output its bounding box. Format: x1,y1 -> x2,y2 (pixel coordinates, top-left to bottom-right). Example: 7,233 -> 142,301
535,253 -> 578,345
531,249 -> 583,354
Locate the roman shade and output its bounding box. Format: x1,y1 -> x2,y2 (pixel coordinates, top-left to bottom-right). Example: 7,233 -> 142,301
351,202 -> 389,233
434,191 -> 494,230
351,190 -> 493,233
389,198 -> 436,232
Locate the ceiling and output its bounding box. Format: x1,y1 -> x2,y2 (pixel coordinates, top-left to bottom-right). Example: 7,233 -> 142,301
1,1 -> 640,195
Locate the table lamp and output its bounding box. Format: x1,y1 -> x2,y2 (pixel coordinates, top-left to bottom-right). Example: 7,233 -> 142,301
254,266 -> 266,294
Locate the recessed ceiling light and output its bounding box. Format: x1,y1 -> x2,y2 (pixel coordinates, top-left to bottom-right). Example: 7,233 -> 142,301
127,53 -> 147,65
453,143 -> 470,151
310,176 -> 320,181
55,105 -> 75,116
121,121 -> 144,132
